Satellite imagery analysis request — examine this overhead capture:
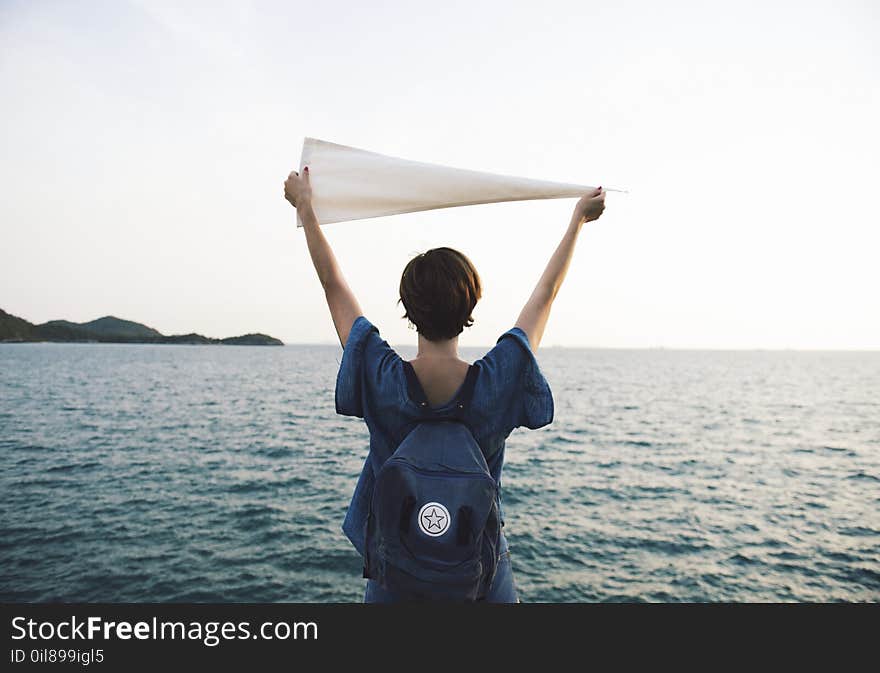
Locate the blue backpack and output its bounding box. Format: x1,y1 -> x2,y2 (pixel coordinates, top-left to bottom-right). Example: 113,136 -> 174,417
363,363 -> 501,601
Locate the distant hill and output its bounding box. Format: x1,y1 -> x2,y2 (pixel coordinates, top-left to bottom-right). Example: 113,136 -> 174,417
0,309 -> 36,341
221,333 -> 284,346
39,316 -> 162,339
0,309 -> 283,345
81,316 -> 163,339
35,320 -> 96,342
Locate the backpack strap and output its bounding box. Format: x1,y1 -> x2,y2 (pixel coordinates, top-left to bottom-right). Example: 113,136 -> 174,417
457,364 -> 479,409
404,362 -> 479,421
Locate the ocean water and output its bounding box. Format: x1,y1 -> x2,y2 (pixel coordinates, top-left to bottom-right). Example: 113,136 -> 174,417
1,342 -> 878,603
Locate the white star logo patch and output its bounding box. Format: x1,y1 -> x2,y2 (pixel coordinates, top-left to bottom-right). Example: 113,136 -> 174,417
417,502 -> 451,537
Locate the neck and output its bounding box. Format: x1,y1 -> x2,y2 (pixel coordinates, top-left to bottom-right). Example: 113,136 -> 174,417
416,333 -> 459,360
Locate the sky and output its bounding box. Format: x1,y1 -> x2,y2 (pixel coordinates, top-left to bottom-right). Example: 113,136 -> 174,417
1,0 -> 878,349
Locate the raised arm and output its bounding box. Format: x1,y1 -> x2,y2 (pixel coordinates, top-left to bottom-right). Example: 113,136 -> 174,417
514,187 -> 606,350
284,166 -> 363,348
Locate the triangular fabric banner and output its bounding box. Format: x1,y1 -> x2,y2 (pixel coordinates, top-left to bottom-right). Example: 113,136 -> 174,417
296,137 -> 616,226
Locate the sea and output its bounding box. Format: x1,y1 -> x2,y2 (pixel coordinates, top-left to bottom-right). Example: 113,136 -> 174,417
1,343 -> 878,602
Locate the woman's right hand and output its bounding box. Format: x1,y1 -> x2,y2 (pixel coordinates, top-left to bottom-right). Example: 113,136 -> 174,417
571,187 -> 606,226
284,166 -> 313,209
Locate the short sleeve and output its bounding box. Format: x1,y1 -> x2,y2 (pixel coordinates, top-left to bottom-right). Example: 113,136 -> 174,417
334,316 -> 397,418
478,327 -> 554,431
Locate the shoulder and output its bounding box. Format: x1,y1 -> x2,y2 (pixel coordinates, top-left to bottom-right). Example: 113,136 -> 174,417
474,326 -> 538,376
335,316 -> 403,418
343,317 -> 398,365
496,326 -> 536,358
343,316 -> 379,352
471,326 -> 554,431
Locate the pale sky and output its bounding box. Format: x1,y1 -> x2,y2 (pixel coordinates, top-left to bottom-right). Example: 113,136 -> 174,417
2,0 -> 878,349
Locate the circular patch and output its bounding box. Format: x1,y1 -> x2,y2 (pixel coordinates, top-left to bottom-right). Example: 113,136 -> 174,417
417,502 -> 451,537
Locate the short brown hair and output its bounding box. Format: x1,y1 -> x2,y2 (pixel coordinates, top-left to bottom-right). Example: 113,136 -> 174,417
398,247 -> 482,341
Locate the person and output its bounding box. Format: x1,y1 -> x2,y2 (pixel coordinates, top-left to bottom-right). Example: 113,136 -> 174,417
284,165 -> 606,602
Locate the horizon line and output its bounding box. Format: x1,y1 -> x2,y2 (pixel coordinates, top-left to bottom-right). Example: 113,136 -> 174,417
282,342 -> 880,353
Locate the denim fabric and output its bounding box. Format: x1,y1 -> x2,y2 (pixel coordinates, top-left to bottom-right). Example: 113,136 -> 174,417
363,532 -> 518,603
335,316 -> 554,559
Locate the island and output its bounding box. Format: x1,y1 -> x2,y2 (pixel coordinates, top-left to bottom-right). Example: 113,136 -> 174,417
0,309 -> 283,345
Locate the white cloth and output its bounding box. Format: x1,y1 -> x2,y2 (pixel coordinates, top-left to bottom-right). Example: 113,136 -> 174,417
296,137 -> 610,226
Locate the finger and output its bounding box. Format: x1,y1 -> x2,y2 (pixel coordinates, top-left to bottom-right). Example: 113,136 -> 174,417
303,165 -> 310,182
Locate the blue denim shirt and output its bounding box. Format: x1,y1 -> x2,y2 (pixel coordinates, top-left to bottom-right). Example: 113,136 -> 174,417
335,316 -> 554,556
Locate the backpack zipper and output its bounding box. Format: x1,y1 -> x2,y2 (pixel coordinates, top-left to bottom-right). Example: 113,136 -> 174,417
382,458 -> 498,487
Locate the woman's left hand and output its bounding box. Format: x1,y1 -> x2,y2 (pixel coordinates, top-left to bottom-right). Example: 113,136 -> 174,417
284,166 -> 312,208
